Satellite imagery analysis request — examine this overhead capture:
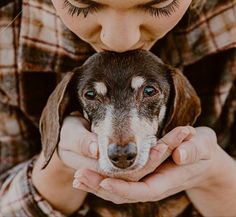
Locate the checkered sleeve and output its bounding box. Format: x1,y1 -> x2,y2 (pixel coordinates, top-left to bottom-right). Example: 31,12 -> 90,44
153,0 -> 236,67
0,158 -> 68,217
0,1 -> 90,216
1,0 -> 235,217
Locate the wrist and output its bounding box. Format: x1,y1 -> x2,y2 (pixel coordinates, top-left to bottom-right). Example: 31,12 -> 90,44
197,146 -> 236,190
186,146 -> 236,216
32,151 -> 88,215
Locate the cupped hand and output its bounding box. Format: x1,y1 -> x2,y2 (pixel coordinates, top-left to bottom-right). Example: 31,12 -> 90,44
72,126 -> 221,204
32,114 -> 100,215
57,113 -> 99,171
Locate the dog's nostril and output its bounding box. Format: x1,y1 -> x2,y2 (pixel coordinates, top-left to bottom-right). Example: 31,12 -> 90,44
108,143 -> 137,169
127,154 -> 136,161
112,157 -> 119,163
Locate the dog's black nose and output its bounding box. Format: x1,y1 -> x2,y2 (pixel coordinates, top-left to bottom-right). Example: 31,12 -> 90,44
108,143 -> 137,169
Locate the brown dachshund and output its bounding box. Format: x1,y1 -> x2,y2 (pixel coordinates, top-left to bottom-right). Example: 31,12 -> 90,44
40,50 -> 201,217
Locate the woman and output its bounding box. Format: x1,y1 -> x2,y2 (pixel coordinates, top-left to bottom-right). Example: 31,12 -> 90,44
0,0 -> 236,216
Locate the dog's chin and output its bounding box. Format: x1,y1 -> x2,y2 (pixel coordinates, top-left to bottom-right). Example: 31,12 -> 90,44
99,167 -> 150,182
98,156 -> 150,182
97,135 -> 157,181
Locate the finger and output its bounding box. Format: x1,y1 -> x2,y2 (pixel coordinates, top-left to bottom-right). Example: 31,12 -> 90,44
73,181 -> 132,204
98,177 -> 155,202
143,162 -> 189,200
59,116 -> 98,158
73,169 -> 133,204
74,168 -> 105,189
123,128 -> 196,182
144,158 -> 212,198
70,111 -> 90,129
172,127 -> 216,165
140,143 -> 170,175
58,150 -> 99,170
157,126 -> 196,151
99,160 -> 204,202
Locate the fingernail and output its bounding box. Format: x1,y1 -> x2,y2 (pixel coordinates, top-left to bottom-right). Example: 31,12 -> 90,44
74,175 -> 89,186
74,170 -> 83,178
73,179 -> 82,188
179,148 -> 187,163
89,142 -> 98,158
100,181 -> 113,192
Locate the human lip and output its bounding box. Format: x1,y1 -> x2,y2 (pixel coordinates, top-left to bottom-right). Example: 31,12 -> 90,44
100,44 -> 145,52
92,40 -> 148,52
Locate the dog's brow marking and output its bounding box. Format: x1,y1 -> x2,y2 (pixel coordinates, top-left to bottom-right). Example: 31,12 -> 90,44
94,82 -> 107,96
131,76 -> 145,90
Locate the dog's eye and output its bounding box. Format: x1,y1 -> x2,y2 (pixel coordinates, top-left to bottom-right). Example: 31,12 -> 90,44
143,86 -> 157,97
85,90 -> 97,100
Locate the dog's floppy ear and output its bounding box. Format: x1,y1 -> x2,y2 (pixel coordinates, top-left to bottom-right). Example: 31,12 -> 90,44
162,68 -> 201,135
39,71 -> 77,169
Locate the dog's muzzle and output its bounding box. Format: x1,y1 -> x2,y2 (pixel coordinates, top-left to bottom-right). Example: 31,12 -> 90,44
107,143 -> 137,169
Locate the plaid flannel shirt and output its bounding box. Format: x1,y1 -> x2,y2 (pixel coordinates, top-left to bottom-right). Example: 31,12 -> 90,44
0,0 -> 235,216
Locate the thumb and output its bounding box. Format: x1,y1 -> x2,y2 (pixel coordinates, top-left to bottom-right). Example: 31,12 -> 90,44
172,127 -> 216,165
59,115 -> 98,159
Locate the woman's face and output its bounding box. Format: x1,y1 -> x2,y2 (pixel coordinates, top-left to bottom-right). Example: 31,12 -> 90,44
51,0 -> 192,52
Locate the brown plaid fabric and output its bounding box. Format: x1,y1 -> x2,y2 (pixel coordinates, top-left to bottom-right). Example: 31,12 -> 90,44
0,0 -> 235,216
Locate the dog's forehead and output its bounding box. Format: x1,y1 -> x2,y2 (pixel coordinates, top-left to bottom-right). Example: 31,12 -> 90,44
79,50 -> 171,89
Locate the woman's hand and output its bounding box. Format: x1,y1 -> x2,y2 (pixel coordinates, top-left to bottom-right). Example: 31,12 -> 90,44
73,126 -> 236,216
32,114 -> 99,215
57,114 -> 99,171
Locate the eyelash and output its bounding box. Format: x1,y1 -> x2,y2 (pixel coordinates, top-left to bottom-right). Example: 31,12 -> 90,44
142,0 -> 180,18
63,0 -> 180,18
63,0 -> 100,17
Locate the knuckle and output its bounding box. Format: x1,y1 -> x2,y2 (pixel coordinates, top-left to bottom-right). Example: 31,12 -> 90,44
162,126 -> 193,148
148,152 -> 158,167
175,126 -> 186,132
151,190 -> 162,202
113,199 -> 123,204
141,197 -> 151,203
205,127 -> 217,142
198,127 -> 217,141
200,127 -> 217,157
187,126 -> 196,134
143,183 -> 157,201
80,147 -> 87,156
190,142 -> 199,162
120,189 -> 130,199
174,126 -> 190,135
76,132 -> 97,156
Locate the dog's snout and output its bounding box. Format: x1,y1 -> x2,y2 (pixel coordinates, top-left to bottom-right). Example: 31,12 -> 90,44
108,143 -> 137,169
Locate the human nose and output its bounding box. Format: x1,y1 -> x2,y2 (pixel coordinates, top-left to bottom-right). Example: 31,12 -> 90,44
100,14 -> 141,52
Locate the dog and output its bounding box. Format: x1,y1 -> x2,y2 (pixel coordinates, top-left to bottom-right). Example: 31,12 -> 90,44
39,50 -> 201,217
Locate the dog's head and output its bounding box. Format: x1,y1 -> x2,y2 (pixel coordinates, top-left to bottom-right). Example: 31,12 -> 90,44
40,50 -> 201,177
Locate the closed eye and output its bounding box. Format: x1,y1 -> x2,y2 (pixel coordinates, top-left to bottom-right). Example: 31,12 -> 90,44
139,0 -> 180,18
63,0 -> 103,17
64,0 -> 180,18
